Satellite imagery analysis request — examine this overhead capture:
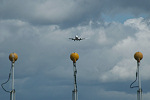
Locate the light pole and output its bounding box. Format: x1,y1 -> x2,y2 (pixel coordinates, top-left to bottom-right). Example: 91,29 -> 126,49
9,53 -> 18,100
70,52 -> 79,100
131,52 -> 143,100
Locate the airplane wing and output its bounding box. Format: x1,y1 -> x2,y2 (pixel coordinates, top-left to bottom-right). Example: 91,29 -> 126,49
79,38 -> 85,40
69,38 -> 75,41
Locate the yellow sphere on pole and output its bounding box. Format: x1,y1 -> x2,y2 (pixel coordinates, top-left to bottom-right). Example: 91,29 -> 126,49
9,53 -> 18,63
134,52 -> 143,62
70,52 -> 79,63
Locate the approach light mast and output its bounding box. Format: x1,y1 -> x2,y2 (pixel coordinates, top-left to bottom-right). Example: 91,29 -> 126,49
130,52 -> 143,100
9,53 -> 18,100
70,52 -> 79,100
1,53 -> 18,100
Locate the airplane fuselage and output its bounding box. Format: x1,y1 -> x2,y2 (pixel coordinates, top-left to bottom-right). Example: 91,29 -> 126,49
69,35 -> 85,41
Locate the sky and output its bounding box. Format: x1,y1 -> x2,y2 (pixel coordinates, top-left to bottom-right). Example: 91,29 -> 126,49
0,0 -> 150,100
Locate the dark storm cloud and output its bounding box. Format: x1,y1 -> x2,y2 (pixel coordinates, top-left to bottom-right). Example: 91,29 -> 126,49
1,0 -> 150,27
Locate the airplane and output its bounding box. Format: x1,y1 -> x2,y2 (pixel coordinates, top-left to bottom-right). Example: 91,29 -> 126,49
69,35 -> 85,41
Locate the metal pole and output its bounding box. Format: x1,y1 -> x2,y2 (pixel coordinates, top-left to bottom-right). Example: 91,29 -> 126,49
72,62 -> 78,100
11,62 -> 15,100
137,62 -> 142,100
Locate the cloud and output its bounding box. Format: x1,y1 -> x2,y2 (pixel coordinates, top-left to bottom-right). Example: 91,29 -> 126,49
0,0 -> 101,26
1,17 -> 150,100
143,92 -> 150,100
100,58 -> 136,82
100,17 -> 150,82
1,1 -> 150,100
1,0 -> 150,27
98,89 -> 136,100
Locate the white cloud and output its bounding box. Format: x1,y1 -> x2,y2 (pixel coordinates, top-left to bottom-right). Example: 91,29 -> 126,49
124,17 -> 150,31
99,17 -> 150,82
100,58 -> 136,82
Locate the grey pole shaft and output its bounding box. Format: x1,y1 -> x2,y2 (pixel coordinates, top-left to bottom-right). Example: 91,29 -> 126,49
73,62 -> 78,100
137,62 -> 142,100
11,62 -> 15,100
